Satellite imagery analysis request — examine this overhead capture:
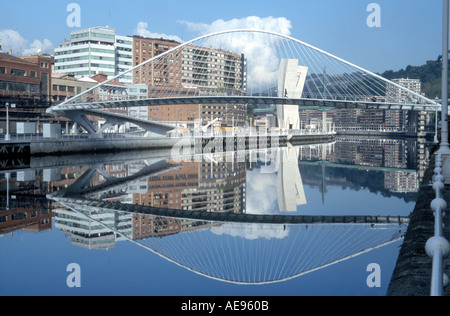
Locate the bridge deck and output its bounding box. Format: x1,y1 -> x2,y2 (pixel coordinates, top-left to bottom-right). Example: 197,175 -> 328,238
49,96 -> 438,112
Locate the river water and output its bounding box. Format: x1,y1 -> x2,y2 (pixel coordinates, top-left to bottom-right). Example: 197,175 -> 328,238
0,136 -> 432,296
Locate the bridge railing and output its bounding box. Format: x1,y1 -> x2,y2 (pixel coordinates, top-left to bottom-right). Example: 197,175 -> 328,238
426,152 -> 450,296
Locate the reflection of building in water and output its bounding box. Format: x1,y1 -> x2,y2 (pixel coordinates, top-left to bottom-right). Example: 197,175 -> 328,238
133,216 -> 182,240
0,166 -> 91,235
0,197 -> 52,235
383,140 -> 419,193
131,161 -> 199,209
128,154 -> 246,239
277,147 -> 306,212
298,138 -> 424,194
384,171 -> 419,193
182,154 -> 246,214
248,147 -> 306,213
133,215 -> 219,240
121,160 -> 199,240
54,208 -> 132,250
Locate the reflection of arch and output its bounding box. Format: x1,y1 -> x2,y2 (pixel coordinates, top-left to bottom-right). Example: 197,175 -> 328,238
55,200 -> 406,285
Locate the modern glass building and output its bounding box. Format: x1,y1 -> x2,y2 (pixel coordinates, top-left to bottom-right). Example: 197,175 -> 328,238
54,27 -> 133,84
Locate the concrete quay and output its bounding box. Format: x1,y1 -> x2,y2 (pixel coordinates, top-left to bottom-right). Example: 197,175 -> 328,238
0,132 -> 335,161
387,147 -> 450,296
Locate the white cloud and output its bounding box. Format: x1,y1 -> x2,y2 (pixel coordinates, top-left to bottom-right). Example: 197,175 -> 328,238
211,223 -> 289,240
179,16 -> 292,36
0,29 -> 54,56
179,16 -> 294,92
0,29 -> 27,55
23,39 -> 54,56
134,22 -> 183,43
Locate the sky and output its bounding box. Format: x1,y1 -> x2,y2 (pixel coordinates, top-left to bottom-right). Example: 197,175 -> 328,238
0,0 -> 444,73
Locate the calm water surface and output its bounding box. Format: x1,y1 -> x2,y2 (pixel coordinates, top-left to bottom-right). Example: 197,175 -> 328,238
0,137 -> 431,296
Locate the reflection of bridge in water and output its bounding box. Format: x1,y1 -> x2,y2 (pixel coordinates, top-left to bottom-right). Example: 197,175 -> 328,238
52,195 -> 409,226
54,198 -> 406,285
46,144 -> 412,285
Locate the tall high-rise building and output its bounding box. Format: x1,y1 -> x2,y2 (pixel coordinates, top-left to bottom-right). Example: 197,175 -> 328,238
115,35 -> 133,84
181,45 -> 247,128
386,78 -> 422,103
385,78 -> 422,131
132,35 -> 181,87
54,27 -> 133,84
132,40 -> 247,129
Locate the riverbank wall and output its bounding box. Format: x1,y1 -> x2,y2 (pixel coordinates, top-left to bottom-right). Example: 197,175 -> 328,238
0,133 -> 335,170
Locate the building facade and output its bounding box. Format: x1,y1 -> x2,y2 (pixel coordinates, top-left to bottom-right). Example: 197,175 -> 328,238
181,45 -> 247,129
132,35 -> 181,87
0,52 -> 53,107
386,78 -> 422,103
386,78 -> 423,132
54,27 -> 133,84
51,73 -> 97,104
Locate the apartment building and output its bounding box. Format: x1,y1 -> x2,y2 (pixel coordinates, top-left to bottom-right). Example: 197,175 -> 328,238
386,78 -> 422,103
54,27 -> 133,84
181,45 -> 246,93
132,37 -> 248,129
181,45 -> 247,128
132,35 -> 181,87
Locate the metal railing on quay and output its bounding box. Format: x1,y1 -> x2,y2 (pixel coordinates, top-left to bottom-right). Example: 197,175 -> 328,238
426,152 -> 450,296
0,132 -> 138,142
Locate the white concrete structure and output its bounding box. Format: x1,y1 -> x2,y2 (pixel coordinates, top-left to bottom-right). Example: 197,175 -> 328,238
277,59 -> 308,99
16,122 -> 36,134
127,84 -> 149,130
43,123 -> 61,139
276,59 -> 308,130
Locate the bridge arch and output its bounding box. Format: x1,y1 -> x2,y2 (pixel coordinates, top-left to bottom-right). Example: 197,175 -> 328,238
48,29 -> 439,134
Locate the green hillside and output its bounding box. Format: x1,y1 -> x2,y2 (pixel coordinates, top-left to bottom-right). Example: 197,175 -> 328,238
381,55 -> 448,99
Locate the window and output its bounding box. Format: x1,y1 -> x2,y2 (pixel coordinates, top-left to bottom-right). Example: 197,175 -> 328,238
0,67 -> 6,74
11,68 -> 26,76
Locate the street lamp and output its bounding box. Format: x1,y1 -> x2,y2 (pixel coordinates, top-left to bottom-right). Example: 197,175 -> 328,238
435,96 -> 440,144
5,102 -> 9,141
439,0 -> 450,154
